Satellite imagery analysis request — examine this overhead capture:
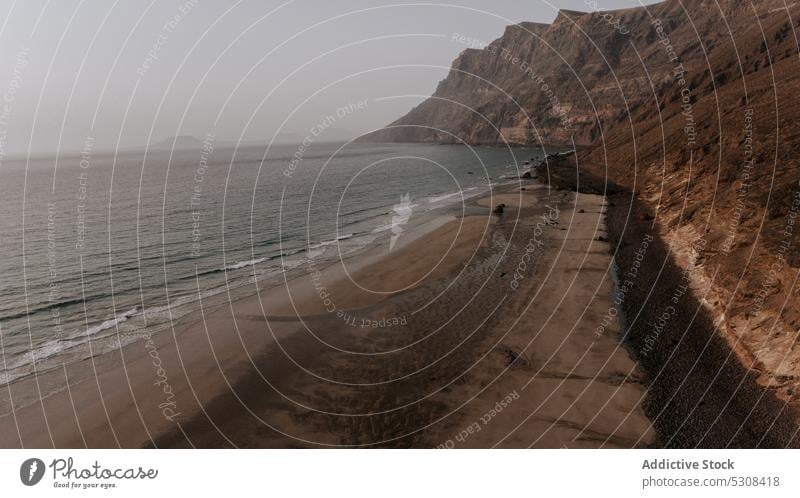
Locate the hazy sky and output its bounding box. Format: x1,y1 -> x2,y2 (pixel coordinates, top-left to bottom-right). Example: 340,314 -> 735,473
0,0 -> 648,155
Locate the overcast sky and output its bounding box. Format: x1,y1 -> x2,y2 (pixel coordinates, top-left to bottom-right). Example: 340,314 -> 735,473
0,0 -> 649,155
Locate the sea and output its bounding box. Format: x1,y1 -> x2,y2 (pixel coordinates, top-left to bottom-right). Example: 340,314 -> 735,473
0,141 -> 547,389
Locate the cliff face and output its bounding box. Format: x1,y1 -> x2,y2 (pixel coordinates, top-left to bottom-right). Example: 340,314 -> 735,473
577,0 -> 800,402
367,0 -> 800,410
365,0 -> 793,147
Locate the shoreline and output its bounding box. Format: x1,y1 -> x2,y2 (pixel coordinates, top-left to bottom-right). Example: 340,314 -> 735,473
0,183 -> 492,415
0,202 -> 494,448
1,179 -> 655,448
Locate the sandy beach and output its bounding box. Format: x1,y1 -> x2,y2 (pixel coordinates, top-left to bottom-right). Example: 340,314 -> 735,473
0,180 -> 654,448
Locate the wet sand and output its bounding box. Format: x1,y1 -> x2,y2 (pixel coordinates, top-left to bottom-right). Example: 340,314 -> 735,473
0,181 -> 654,448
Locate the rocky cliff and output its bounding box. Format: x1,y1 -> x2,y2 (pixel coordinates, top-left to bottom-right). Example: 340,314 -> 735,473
366,0 -> 800,418
365,0 -> 795,147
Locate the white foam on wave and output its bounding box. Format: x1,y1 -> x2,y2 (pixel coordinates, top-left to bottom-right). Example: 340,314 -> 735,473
0,306 -> 142,385
307,233 -> 355,249
83,306 -> 139,337
305,233 -> 359,259
0,264 -> 293,387
0,258 -> 300,386
425,187 -> 482,205
0,331 -> 146,405
427,192 -> 463,203
223,257 -> 268,271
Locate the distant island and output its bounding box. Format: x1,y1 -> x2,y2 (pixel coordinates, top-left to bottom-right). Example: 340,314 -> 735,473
149,135 -> 207,150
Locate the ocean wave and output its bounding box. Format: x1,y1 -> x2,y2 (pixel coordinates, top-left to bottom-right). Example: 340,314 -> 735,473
306,235 -> 345,259
0,306 -> 140,385
0,273 -> 278,387
307,233 -> 354,250
0,332 -> 146,388
370,223 -> 395,234
426,192 -> 463,203
222,257 -> 268,271
84,307 -> 139,337
0,296 -> 102,322
0,256 -> 314,387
